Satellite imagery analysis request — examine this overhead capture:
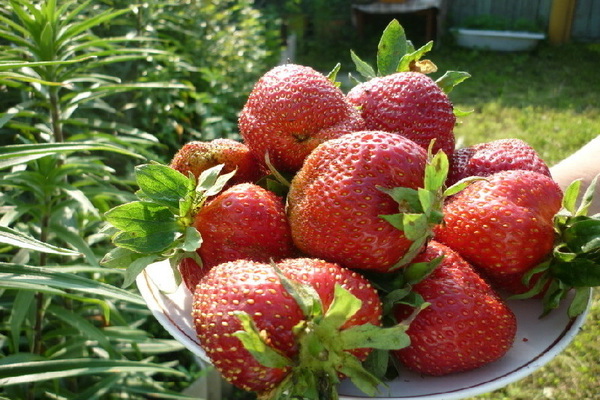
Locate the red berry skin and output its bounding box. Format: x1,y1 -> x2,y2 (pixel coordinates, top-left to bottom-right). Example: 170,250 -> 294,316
288,131 -> 427,272
178,257 -> 208,292
347,72 -> 456,158
448,138 -> 552,185
169,138 -> 265,186
393,241 -> 517,376
434,170 -> 563,290
238,64 -> 365,173
180,183 -> 296,291
192,258 -> 382,393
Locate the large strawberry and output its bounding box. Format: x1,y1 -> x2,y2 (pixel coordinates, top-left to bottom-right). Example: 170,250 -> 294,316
238,63 -> 365,173
192,257 -> 412,398
392,241 -> 517,376
169,138 -> 265,187
448,138 -> 552,185
288,130 -> 449,273
346,20 -> 469,160
347,71 -> 456,158
180,182 -> 296,290
434,169 -> 563,293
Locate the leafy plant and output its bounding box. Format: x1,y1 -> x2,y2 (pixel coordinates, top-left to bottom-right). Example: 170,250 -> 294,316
0,1 -> 204,398
105,0 -> 281,153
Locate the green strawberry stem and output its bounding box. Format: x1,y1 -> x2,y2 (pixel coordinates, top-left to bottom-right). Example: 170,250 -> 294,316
511,174 -> 600,317
101,163 -> 234,287
235,267 -> 414,400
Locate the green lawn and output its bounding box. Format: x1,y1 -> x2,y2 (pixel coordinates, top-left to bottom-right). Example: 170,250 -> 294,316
296,31 -> 600,400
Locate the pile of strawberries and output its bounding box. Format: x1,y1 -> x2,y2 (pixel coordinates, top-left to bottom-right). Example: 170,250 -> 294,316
104,21 -> 599,400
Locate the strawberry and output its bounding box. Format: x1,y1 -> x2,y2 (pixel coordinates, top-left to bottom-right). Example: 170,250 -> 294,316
180,182 -> 296,291
238,63 -> 365,173
448,138 -> 552,185
392,241 -> 517,376
192,257 -> 411,398
169,138 -> 265,187
434,169 -> 563,292
346,71 -> 456,158
102,163 -> 294,290
288,130 -> 449,273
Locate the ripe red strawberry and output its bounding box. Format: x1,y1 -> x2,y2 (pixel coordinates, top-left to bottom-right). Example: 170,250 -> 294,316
393,241 -> 517,376
169,138 -> 265,187
238,63 -> 365,173
180,183 -> 296,291
434,170 -> 563,292
346,72 -> 456,158
192,257 -> 405,398
287,130 -> 433,272
448,138 -> 552,185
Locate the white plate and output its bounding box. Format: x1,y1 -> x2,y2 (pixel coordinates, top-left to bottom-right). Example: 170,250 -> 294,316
136,260 -> 591,400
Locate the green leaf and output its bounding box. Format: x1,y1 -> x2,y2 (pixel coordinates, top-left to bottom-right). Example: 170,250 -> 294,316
401,213 -> 429,241
561,179 -> 582,215
563,218 -> 600,253
350,49 -> 376,80
327,62 -> 342,87
135,163 -> 194,209
397,41 -> 434,73
362,349 -> 390,382
322,284 -> 362,331
337,352 -> 382,397
377,186 -> 421,212
232,311 -> 293,369
424,150 -> 449,192
404,256 -> 443,285
435,70 -> 471,94
123,255 -> 159,288
0,142 -> 143,170
443,176 -> 484,197
0,263 -> 145,306
550,259 -> 600,287
577,174 -> 599,216
417,188 -> 436,216
340,322 -> 410,351
100,247 -> 147,269
272,263 -> 323,319
0,225 -> 80,256
181,226 -> 202,252
454,107 -> 474,117
569,287 -> 592,318
112,229 -> 178,254
377,19 -> 407,76
0,358 -> 185,386
10,290 -> 35,352
203,168 -> 236,198
47,305 -> 117,357
105,201 -> 178,234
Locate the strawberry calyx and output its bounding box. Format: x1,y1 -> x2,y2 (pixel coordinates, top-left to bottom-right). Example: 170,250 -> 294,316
378,148 -> 458,270
101,163 -> 234,287
511,175 -> 600,317
234,265 -> 414,400
360,256 -> 441,381
350,19 -> 470,94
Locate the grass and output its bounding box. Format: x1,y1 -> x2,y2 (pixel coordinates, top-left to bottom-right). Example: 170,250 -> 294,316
294,24 -> 600,400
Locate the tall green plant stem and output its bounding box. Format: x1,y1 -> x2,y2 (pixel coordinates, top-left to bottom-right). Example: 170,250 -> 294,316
48,86 -> 64,143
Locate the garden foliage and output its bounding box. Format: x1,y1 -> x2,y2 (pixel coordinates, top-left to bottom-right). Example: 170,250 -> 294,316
0,0 -> 279,398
